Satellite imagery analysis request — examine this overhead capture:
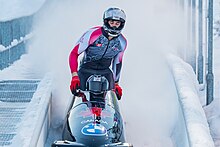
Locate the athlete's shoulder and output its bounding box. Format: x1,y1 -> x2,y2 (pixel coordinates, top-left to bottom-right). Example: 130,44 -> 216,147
78,26 -> 102,44
87,26 -> 103,44
118,34 -> 127,50
119,34 -> 127,42
81,26 -> 101,36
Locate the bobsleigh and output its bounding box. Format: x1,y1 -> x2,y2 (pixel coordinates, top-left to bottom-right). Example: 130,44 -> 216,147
52,75 -> 133,147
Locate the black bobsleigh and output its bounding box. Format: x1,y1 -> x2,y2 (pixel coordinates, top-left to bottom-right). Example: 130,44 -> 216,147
52,75 -> 133,147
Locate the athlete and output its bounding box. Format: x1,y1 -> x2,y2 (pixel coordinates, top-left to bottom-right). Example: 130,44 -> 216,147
69,7 -> 127,100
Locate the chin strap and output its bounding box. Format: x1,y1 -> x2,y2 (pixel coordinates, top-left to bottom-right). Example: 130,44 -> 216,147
108,32 -> 119,37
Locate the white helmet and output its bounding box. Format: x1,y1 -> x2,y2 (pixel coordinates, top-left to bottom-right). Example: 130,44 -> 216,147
103,7 -> 126,37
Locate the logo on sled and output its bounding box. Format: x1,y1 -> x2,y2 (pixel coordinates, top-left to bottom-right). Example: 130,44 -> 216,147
81,123 -> 107,136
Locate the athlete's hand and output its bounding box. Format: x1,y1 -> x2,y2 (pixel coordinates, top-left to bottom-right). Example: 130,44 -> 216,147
115,83 -> 122,100
70,76 -> 80,95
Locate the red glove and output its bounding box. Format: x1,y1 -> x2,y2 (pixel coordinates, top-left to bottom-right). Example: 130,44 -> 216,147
70,76 -> 80,95
115,83 -> 122,100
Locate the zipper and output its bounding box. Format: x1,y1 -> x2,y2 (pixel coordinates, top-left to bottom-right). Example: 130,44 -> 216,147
101,40 -> 110,59
96,40 -> 110,69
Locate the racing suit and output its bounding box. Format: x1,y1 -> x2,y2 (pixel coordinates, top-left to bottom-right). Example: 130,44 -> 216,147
69,26 -> 127,90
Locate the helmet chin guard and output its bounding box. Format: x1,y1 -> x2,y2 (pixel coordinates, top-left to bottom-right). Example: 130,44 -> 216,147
103,7 -> 126,37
